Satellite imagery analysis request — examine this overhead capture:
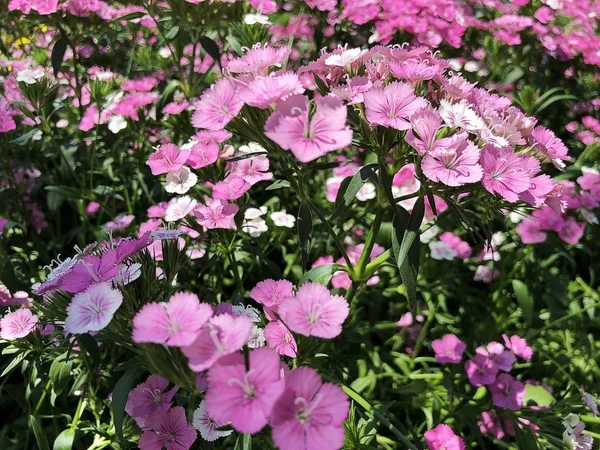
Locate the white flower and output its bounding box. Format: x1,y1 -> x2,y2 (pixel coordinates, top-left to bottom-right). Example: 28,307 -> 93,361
244,13 -> 271,25
420,225 -> 440,244
164,166 -> 198,194
180,137 -> 198,151
16,68 -> 45,84
463,61 -> 480,73
238,142 -> 267,154
165,196 -> 197,222
114,263 -> 142,286
509,209 -> 526,224
56,119 -> 69,128
429,241 -> 456,260
247,325 -> 265,349
193,401 -> 232,442
107,115 -> 128,134
158,47 -> 172,58
242,218 -> 268,237
31,130 -> 43,141
232,304 -> 261,323
325,48 -> 367,68
439,99 -> 485,133
357,182 -> 376,201
448,58 -> 464,71
270,210 -> 295,228
562,414 -> 581,430
244,206 -> 268,220
94,70 -> 114,81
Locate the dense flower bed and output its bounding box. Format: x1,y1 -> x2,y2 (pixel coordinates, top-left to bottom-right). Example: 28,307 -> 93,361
1,1 -> 599,450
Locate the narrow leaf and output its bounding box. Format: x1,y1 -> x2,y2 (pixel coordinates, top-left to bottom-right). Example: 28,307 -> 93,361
53,429 -> 75,450
29,415 -> 50,450
77,334 -> 100,365
265,179 -> 290,191
512,280 -> 533,325
299,263 -> 346,286
199,36 -> 221,68
112,366 -> 140,445
234,433 -> 252,450
297,202 -> 312,269
51,38 -> 68,77
49,353 -> 73,395
331,164 -> 378,220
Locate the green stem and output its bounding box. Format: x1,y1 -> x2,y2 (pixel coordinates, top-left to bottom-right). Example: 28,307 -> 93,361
363,248 -> 392,279
354,208 -> 384,281
527,300 -> 600,340
70,397 -> 86,429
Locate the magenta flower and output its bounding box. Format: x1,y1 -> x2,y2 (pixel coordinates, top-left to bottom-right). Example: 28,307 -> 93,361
250,279 -> 294,308
406,109 -> 459,156
476,342 -> 515,372
264,321 -> 297,357
464,354 -> 498,386
191,78 -> 244,130
211,176 -> 251,201
480,145 -> 532,202
60,250 -> 119,294
139,406 -> 197,450
227,154 -> 273,186
0,309 -> 39,341
529,126 -> 569,168
431,334 -> 466,364
421,139 -> 483,187
363,81 -> 427,130
194,197 -> 239,230
516,217 -> 548,244
182,314 -> 253,372
64,283 -> 123,334
270,367 -> 349,450
478,411 -> 506,440
489,374 -> 526,410
125,374 -> 179,426
502,334 -> 533,361
146,143 -> 190,176
186,143 -> 219,169
132,292 -> 213,347
205,347 -> 284,434
424,424 -> 465,450
265,95 -> 353,163
278,282 -> 349,339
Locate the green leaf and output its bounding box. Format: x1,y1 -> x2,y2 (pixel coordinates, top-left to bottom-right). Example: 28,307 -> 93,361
297,202 -> 313,269
1,351 -> 28,377
112,366 -> 140,446
77,334 -> 100,365
199,36 -> 221,68
331,164 -> 378,220
164,25 -> 180,40
512,280 -> 533,325
299,263 -> 346,286
49,352 -> 73,395
53,429 -> 75,450
391,197 -> 425,305
234,433 -> 252,450
51,38 -> 68,77
504,67 -> 524,85
523,384 -> 555,408
29,415 -> 50,450
265,179 -> 290,191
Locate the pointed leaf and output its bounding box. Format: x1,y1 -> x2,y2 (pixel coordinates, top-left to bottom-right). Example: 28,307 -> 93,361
49,353 -> 73,395
512,280 -> 533,325
53,429 -> 75,450
299,263 -> 346,286
77,334 -> 100,365
29,415 -> 50,450
331,164 -> 378,220
51,38 -> 68,77
199,36 -> 221,68
112,366 -> 140,446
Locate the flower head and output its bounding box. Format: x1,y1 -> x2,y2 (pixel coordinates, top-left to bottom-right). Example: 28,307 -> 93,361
147,143 -> 190,176
424,424 -> 465,450
464,354 -> 498,386
422,139 -> 483,187
0,309 -> 39,340
250,279 -> 294,308
192,400 -> 233,442
192,78 -> 244,130
65,283 -> 123,334
489,373 -> 526,410
139,406 -> 197,450
432,334 -> 466,364
125,374 -> 179,426
264,321 -> 298,357
480,145 -> 532,202
502,334 -> 533,361
364,81 -> 427,130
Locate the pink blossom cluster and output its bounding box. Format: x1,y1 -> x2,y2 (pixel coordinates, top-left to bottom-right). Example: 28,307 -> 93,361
516,169 -> 600,245
567,114 -> 600,146
8,0 -> 160,21
0,166 -> 48,230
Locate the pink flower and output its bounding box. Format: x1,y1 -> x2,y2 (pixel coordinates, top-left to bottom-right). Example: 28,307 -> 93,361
439,232 -> 472,259
480,145 -> 532,202
265,95 -> 353,163
60,250 -> 119,294
205,347 -> 284,434
558,217 -> 585,244
227,154 -> 273,186
240,72 -> 304,109
476,342 -> 515,372
182,314 -> 253,372
464,354 -> 498,386
502,334 -> 533,361
270,367 -> 349,450
125,375 -> 179,426
424,424 -> 465,450
211,176 -> 251,200
406,109 -> 460,156
529,126 -> 569,168
185,143 -> 219,169
489,374 -> 525,410
194,197 -> 239,230
363,81 -> 427,130
226,44 -> 291,75
396,312 -> 413,328
86,201 -> 100,216
431,334 -> 466,364
264,321 -> 297,357
191,78 -> 244,130
0,309 -> 39,340
64,283 -> 123,334
250,279 -> 294,308
516,217 -> 547,244
104,214 -> 135,231
478,411 -> 506,440
132,292 -> 213,347
165,196 -> 197,222
147,143 -> 190,176
278,282 -> 349,339
421,139 -> 483,187
139,406 -> 197,450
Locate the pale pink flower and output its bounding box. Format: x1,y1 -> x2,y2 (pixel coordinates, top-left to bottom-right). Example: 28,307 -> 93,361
278,282 -> 349,339
502,334 -> 533,361
104,214 -> 135,230
250,279 -> 294,308
139,406 -> 196,450
439,232 -> 472,259
364,82 -> 428,130
192,400 -> 232,442
132,292 -> 213,347
396,312 -> 413,328
205,347 -> 284,434
424,424 -> 465,450
264,321 -> 297,357
529,125 -> 569,168
64,283 -> 123,334
211,176 -> 251,200
164,167 -> 198,194
194,198 -> 239,230
480,146 -> 532,202
165,196 -> 198,222
0,309 -> 39,340
191,78 -> 244,130
240,72 -> 304,109
265,95 -> 353,163
422,139 -> 483,187
125,374 -> 179,426
182,314 -> 253,372
432,334 -> 466,364
406,109 -> 460,156
147,143 -> 190,176
270,366 -> 349,450
227,154 -> 273,186
438,99 -> 485,133
226,44 -> 291,75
